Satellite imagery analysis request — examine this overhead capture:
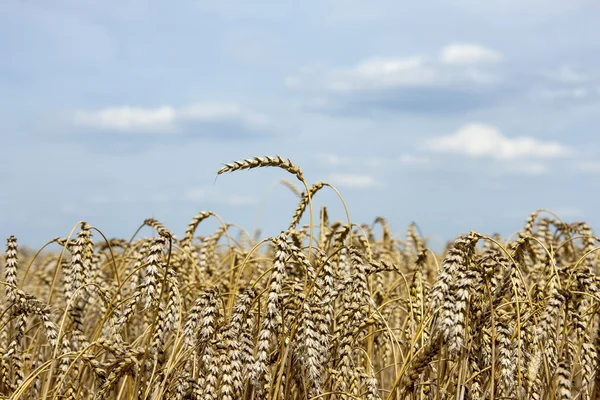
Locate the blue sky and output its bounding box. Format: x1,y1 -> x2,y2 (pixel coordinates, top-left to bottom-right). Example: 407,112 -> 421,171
2,0 -> 600,248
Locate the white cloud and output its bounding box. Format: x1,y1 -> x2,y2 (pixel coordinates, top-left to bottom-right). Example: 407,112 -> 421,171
346,57 -> 436,88
179,103 -> 271,128
440,43 -> 503,65
71,102 -> 273,132
425,123 -> 569,159
328,173 -> 381,189
323,57 -> 438,92
286,44 -> 503,93
73,106 -> 177,131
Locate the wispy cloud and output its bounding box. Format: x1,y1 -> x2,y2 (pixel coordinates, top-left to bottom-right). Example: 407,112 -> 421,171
439,43 -> 503,65
398,153 -> 431,165
529,65 -> 600,106
424,123 -> 570,159
286,57 -> 438,92
533,87 -> 589,100
499,161 -> 550,176
73,106 -> 177,132
315,153 -> 431,169
314,153 -> 387,168
545,65 -> 591,83
71,103 -> 274,133
288,44 -> 503,93
575,161 -> 600,173
328,173 -> 381,189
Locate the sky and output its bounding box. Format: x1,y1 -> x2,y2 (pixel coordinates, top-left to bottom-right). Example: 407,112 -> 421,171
1,0 -> 600,249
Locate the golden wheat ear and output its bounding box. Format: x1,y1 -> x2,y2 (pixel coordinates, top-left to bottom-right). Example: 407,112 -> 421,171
217,155 -> 304,182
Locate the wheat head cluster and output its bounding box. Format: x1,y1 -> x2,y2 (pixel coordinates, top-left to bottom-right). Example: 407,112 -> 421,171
1,155 -> 599,400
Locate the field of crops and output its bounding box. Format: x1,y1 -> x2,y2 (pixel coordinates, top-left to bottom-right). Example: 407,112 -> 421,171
1,156 -> 598,400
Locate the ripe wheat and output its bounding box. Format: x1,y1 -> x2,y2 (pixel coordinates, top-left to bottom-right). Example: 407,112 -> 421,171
1,156 -> 599,399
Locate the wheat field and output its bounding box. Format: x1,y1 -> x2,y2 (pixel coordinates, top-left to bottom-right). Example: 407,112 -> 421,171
1,156 -> 598,400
